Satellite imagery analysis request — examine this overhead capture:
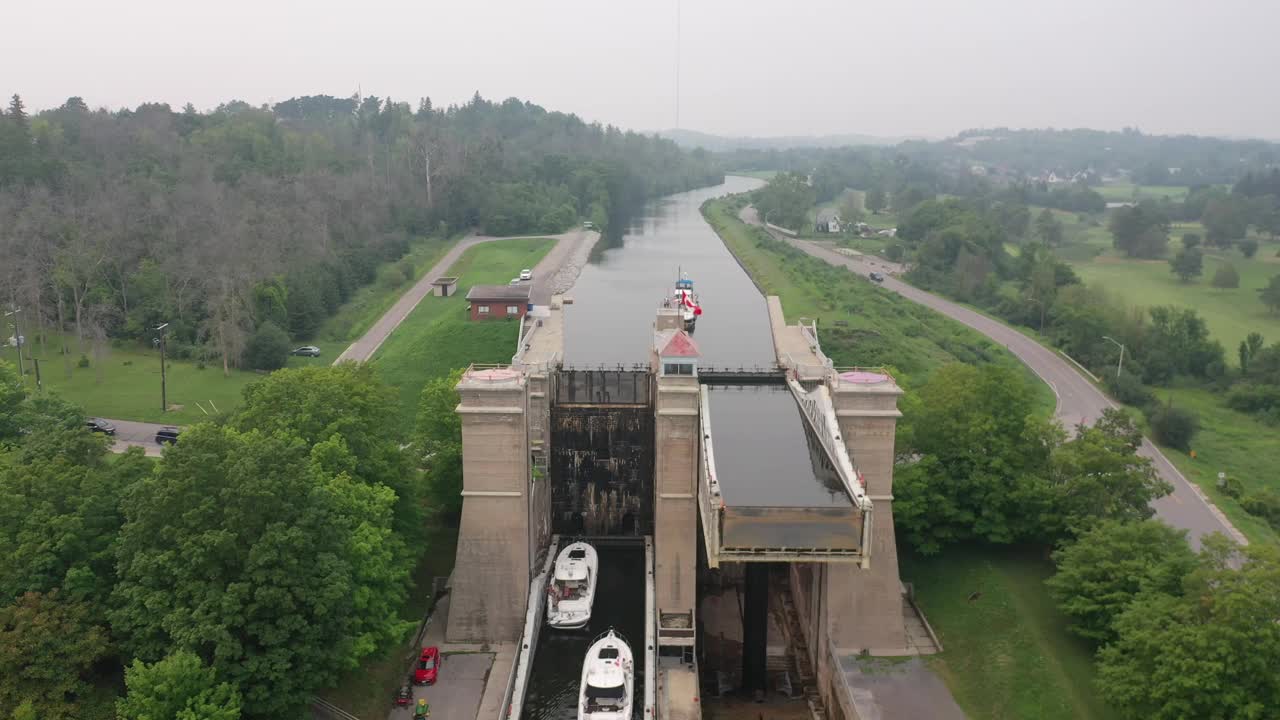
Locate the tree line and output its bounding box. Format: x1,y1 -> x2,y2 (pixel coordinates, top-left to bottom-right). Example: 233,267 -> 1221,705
0,361 -> 433,719
0,92 -> 720,373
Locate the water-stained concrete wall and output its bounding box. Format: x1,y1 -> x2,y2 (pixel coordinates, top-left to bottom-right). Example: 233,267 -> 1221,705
550,370 -> 654,536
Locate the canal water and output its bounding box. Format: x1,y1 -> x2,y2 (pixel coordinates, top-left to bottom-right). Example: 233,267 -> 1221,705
563,175 -> 773,367
522,544 -> 647,719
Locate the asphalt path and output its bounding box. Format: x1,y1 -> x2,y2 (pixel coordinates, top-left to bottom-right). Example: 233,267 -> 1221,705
739,205 -> 1244,548
104,229 -> 591,455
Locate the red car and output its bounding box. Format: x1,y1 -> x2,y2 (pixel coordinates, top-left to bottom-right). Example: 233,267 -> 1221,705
414,646 -> 441,685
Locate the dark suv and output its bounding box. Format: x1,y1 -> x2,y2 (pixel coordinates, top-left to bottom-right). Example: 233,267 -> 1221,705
869,271 -> 885,283
86,418 -> 117,436
155,427 -> 181,445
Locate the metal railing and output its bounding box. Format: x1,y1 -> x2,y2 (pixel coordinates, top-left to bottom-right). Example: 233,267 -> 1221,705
697,385 -> 725,568
643,536 -> 656,718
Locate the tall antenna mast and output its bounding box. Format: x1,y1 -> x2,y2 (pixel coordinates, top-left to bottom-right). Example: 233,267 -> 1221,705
675,0 -> 681,129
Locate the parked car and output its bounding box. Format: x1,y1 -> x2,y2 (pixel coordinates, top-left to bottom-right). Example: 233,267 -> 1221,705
413,646 -> 441,685
519,268 -> 533,281
869,272 -> 885,283
86,418 -> 117,436
155,426 -> 180,445
394,677 -> 413,706
583,221 -> 594,229
290,345 -> 321,357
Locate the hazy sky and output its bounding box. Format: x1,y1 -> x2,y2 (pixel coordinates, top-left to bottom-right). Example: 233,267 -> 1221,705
8,0 -> 1279,139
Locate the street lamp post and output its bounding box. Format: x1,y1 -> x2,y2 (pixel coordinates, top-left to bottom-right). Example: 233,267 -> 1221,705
4,307 -> 23,379
154,323 -> 169,413
1102,335 -> 1125,378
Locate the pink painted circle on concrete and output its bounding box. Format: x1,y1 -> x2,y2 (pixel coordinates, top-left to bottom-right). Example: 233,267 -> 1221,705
839,370 -> 889,385
467,367 -> 521,382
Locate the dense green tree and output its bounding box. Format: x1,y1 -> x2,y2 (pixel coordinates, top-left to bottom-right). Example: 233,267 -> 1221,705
416,368 -> 465,518
1047,520 -> 1195,644
1140,306 -> 1224,383
1239,332 -> 1265,373
753,172 -> 815,230
0,591 -> 110,720
232,364 -> 424,539
117,650 -> 241,720
1145,399 -> 1199,451
1238,237 -> 1260,258
1260,274 -> 1280,314
1169,246 -> 1203,282
1109,204 -> 1169,258
1181,232 -> 1200,248
242,320 -> 291,370
1044,418 -> 1170,538
1097,538 -> 1280,720
894,364 -> 1056,553
0,446 -> 150,606
1211,263 -> 1240,289
1034,207 -> 1064,245
7,94 -> 26,126
865,186 -> 887,213
1201,197 -> 1249,246
111,424 -> 411,718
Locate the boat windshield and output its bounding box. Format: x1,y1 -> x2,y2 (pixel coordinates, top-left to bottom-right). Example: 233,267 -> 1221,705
585,683 -> 626,704
599,648 -> 619,659
568,548 -> 587,560
553,578 -> 586,599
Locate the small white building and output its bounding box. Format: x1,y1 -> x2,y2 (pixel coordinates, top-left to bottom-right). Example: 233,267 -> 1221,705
815,208 -> 842,234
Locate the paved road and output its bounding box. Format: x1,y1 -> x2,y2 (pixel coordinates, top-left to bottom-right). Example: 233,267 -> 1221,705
106,418 -> 167,457
739,206 -> 1244,548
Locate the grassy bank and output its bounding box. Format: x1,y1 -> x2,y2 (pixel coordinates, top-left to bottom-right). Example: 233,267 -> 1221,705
371,237 -> 556,423
902,547 -> 1117,720
704,197 -> 1054,410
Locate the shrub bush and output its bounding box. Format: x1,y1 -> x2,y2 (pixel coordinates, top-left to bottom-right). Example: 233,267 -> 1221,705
1106,370 -> 1154,407
885,243 -> 906,262
1241,490 -> 1280,530
399,259 -> 416,284
1219,476 -> 1245,499
243,321 -> 291,371
1145,399 -> 1199,451
77,354 -> 90,368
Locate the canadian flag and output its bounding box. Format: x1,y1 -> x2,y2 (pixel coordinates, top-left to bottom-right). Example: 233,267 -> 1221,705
680,290 -> 703,316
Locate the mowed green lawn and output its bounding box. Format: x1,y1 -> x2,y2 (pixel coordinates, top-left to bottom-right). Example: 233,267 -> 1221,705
902,547 -> 1118,720
1070,239 -> 1280,355
4,337 -> 269,424
371,238 -> 555,423
1094,183 -> 1190,202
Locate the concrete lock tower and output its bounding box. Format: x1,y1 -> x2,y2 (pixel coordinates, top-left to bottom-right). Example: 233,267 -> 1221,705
829,370 -> 907,654
446,366 -> 533,643
651,306 -> 700,651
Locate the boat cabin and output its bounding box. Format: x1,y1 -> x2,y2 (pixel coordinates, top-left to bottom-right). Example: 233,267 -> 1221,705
552,548 -> 591,599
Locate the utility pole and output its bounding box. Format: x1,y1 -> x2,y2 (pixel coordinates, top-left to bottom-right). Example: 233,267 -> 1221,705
1102,335 -> 1125,378
155,323 -> 169,412
4,307 -> 23,380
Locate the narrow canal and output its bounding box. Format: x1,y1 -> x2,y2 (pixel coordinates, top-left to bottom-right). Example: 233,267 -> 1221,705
522,544 -> 646,719
523,176 -> 769,718
564,175 -> 773,367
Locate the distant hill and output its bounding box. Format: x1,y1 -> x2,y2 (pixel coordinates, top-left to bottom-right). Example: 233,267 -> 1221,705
657,128 -> 918,151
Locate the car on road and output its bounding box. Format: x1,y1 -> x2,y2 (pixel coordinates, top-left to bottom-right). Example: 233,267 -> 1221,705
86,418 -> 117,436
519,268 -> 533,281
869,272 -> 885,283
583,221 -> 594,229
290,345 -> 321,357
155,426 -> 180,445
413,646 -> 441,685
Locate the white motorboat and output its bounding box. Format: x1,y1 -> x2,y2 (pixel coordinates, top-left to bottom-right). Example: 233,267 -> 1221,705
578,629 -> 633,720
547,541 -> 598,630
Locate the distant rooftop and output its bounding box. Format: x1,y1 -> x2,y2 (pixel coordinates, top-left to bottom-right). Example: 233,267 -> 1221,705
466,284 -> 531,302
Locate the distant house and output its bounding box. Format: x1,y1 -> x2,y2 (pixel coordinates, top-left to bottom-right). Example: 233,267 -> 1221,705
815,208 -> 842,234
465,284 -> 531,321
